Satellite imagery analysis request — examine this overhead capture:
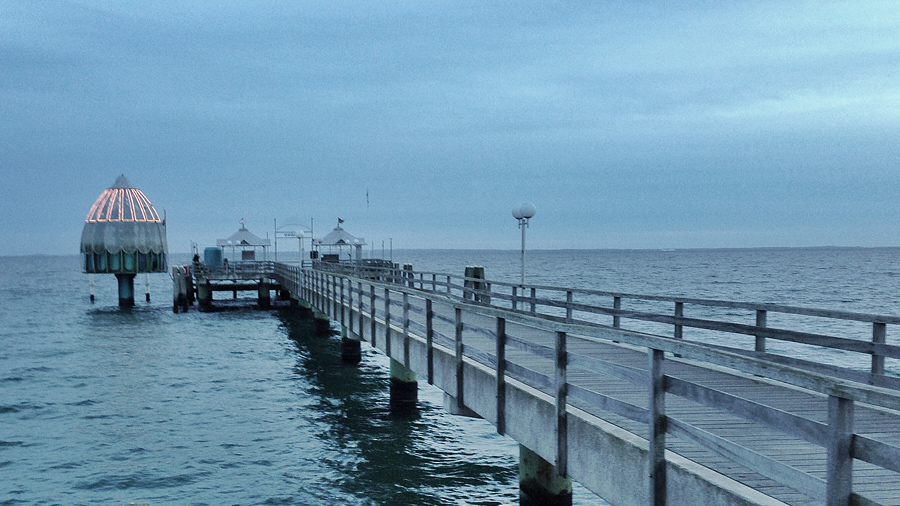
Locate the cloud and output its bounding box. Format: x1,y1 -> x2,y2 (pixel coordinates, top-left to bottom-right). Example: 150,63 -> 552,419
1,0 -> 899,255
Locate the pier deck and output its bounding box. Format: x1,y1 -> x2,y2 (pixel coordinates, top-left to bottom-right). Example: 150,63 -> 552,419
272,262 -> 900,506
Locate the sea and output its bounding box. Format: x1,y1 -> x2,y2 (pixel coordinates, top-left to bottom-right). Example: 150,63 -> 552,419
3,248 -> 900,506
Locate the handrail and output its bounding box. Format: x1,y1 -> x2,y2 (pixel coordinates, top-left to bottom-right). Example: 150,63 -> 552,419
309,263 -> 900,386
283,265 -> 900,506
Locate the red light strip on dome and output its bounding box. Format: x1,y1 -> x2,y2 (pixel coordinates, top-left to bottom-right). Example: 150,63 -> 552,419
85,188 -> 163,223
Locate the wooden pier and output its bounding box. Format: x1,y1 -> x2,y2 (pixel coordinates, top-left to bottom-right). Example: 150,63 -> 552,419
267,260 -> 900,506
174,260 -> 284,311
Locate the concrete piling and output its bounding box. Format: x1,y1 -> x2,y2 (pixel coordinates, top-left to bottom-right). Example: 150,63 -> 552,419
314,311 -> 330,334
389,358 -> 418,412
296,298 -> 313,317
519,445 -> 573,506
258,280 -> 270,308
464,266 -> 489,303
340,326 -> 362,364
172,266 -> 188,313
198,281 -> 212,311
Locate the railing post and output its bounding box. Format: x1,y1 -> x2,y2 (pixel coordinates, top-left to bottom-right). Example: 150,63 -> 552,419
402,292 -> 410,367
369,285 -> 377,349
384,288 -> 392,358
496,316 -> 507,435
873,322 -> 886,375
826,395 -> 854,506
649,348 -> 667,506
565,291 -> 573,323
556,330 -> 568,477
357,281 -> 364,341
340,276 -> 345,326
426,298 -> 434,385
446,275 -> 451,295
512,286 -> 518,310
530,287 -> 537,315
455,307 -> 464,411
674,302 -> 683,340
755,309 -> 767,353
347,278 -> 352,333
613,296 -> 621,328
333,276 -> 339,320
432,273 -> 437,292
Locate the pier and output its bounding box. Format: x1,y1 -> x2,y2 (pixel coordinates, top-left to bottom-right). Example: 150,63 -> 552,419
257,259 -> 900,506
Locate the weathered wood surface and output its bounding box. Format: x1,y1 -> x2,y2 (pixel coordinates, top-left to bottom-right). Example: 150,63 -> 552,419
273,263 -> 900,506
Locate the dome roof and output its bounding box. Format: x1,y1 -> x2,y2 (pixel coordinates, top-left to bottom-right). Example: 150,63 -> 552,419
81,175 -> 168,272
84,174 -> 163,223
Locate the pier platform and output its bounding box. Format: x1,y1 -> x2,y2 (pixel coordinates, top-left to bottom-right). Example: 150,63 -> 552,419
178,261 -> 284,311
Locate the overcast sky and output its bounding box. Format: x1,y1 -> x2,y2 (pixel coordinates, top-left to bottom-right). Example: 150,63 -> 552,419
3,1 -> 899,255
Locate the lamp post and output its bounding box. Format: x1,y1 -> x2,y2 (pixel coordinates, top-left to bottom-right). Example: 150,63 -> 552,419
512,202 -> 536,286
297,232 -> 304,265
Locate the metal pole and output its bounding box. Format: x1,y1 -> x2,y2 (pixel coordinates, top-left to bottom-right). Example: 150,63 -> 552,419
520,218 -> 526,286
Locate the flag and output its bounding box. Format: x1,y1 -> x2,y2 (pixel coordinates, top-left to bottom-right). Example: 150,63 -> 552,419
338,218 -> 344,224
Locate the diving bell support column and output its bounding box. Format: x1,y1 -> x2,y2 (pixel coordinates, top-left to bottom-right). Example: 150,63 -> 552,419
115,273 -> 135,307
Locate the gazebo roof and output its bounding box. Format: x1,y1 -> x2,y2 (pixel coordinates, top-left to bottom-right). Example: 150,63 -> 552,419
217,225 -> 270,248
316,224 -> 365,246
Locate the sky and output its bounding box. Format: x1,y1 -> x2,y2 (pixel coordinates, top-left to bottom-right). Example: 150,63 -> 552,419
2,0 -> 899,255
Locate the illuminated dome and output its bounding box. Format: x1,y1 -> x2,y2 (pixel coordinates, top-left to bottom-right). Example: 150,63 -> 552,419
80,175 -> 168,274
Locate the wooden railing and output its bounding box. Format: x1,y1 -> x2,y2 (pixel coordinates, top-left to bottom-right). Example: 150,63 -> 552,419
194,260 -> 276,280
276,263 -> 900,506
320,264 -> 900,391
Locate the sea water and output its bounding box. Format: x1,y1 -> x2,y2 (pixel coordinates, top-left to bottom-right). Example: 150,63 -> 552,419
2,248 -> 899,505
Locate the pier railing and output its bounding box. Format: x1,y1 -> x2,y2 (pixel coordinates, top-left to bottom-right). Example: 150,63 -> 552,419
275,263 -> 900,506
193,260 -> 276,280
319,263 -> 900,391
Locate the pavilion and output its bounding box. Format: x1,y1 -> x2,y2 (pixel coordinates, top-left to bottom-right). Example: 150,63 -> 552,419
217,222 -> 270,261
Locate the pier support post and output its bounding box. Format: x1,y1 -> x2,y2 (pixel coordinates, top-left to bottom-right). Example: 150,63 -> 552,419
519,445 -> 573,506
389,358 -> 417,412
172,266 -> 188,313
464,266 -> 489,303
295,298 -> 313,317
186,271 -> 195,305
198,280 -> 212,311
115,273 -> 135,308
314,311 -> 330,334
258,280 -> 270,309
341,326 -> 362,364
